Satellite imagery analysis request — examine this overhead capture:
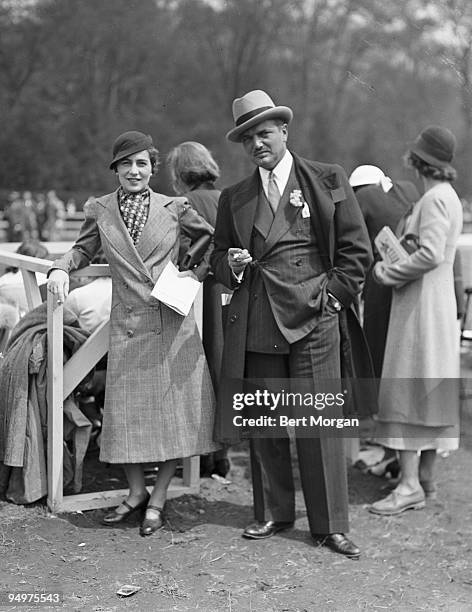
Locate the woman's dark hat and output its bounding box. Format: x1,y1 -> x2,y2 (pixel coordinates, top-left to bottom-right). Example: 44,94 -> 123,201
226,90 -> 293,142
410,125 -> 456,169
110,131 -> 153,169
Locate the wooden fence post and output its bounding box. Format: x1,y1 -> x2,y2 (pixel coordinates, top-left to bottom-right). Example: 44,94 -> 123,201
46,291 -> 64,513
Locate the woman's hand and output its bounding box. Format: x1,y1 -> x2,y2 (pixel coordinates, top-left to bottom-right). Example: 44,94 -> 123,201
372,261 -> 386,284
177,269 -> 199,281
47,269 -> 70,304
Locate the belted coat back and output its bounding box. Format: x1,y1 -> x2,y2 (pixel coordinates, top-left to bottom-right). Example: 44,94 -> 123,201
52,189 -> 219,463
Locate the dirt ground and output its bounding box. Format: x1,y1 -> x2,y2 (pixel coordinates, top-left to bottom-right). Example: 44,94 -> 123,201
3,359 -> 472,612
1,415 -> 472,612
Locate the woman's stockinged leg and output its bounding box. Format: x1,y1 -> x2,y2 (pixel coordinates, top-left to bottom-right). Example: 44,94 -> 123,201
418,449 -> 438,498
147,458 -> 179,513
123,463 -> 147,503
395,450 -> 422,495
419,449 -> 436,483
139,459 -> 179,535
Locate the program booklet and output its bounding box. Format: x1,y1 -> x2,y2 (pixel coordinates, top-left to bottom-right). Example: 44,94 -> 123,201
151,261 -> 201,316
374,226 -> 409,264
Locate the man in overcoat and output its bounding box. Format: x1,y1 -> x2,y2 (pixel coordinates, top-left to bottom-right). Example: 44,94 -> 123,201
211,90 -> 372,558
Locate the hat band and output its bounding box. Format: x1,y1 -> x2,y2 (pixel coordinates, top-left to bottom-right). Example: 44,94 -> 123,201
235,106 -> 273,127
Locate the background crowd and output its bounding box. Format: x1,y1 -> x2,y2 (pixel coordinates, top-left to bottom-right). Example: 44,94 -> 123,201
1,190 -> 73,242
2,0 -> 472,199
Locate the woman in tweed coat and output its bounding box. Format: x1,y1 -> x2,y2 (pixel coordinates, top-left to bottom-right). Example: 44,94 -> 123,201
369,126 -> 462,516
48,131 -> 218,536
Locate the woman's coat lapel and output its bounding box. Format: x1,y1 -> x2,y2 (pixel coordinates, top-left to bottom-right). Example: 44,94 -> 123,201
95,189 -> 174,279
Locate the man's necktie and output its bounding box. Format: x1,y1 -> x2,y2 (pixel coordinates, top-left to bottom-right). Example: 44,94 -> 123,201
267,171 -> 280,214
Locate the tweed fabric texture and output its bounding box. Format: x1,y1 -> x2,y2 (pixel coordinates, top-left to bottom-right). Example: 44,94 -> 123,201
51,189 -> 218,463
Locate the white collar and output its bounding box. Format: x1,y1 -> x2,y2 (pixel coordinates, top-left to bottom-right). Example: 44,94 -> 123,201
259,150 -> 293,195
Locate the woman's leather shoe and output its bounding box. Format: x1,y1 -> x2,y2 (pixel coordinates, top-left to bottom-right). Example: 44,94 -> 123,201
368,489 -> 425,515
102,493 -> 150,525
312,533 -> 360,559
139,505 -> 165,537
242,521 -> 294,539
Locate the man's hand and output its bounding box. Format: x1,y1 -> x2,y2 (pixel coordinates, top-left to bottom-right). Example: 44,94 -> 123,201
228,248 -> 252,276
47,269 -> 70,304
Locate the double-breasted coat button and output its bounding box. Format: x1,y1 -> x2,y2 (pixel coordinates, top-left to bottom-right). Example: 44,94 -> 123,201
229,314 -> 237,323
126,329 -> 134,337
274,344 -> 279,350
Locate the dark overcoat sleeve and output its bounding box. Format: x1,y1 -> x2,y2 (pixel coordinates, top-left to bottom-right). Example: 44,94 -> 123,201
324,165 -> 373,307
210,188 -> 241,291
177,201 -> 214,282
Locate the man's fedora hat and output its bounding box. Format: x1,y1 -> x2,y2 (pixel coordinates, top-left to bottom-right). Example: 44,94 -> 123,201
410,125 -> 456,169
110,130 -> 154,169
226,90 -> 293,142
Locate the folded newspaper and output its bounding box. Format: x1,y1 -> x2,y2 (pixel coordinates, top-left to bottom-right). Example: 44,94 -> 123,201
374,226 -> 409,264
151,261 -> 201,316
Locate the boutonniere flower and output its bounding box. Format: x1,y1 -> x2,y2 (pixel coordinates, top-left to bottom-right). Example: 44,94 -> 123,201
289,189 -> 304,207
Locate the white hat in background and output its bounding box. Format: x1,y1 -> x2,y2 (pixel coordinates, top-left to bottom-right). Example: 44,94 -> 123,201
349,164 -> 393,193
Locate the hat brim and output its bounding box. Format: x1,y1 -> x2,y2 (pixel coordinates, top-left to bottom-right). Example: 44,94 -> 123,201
226,106 -> 293,142
409,144 -> 454,171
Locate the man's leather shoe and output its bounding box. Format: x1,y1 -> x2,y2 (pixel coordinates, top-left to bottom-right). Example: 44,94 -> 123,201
102,493 -> 150,525
312,533 -> 360,559
139,505 -> 164,537
242,521 -> 294,539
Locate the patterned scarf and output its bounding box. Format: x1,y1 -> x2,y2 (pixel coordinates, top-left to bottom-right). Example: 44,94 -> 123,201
117,186 -> 150,244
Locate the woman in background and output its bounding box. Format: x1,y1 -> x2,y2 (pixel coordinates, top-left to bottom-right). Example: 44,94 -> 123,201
167,141 -> 230,478
369,126 -> 462,515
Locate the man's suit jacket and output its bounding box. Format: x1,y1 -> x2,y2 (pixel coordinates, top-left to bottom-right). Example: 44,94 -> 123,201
210,152 -> 375,442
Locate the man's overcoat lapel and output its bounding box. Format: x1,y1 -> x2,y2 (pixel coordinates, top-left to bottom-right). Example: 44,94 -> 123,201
232,171 -> 259,250
294,154 -> 337,266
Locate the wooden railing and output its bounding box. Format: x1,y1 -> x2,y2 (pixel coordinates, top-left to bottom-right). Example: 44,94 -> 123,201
0,248 -> 200,512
